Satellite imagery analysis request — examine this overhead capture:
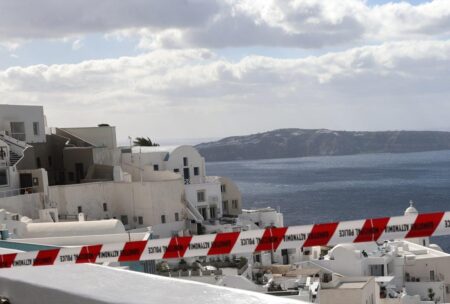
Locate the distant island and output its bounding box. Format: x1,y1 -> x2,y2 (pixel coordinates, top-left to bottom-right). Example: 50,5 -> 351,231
195,129 -> 450,162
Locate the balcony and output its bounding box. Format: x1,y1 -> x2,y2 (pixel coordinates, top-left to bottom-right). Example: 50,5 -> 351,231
0,186 -> 40,199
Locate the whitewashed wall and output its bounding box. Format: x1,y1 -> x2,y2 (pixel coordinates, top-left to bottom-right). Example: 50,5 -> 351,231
0,192 -> 43,218
185,181 -> 222,219
122,145 -> 206,183
218,176 -> 242,216
62,126 -> 117,148
48,179 -> 186,232
0,104 -> 46,143
166,146 -> 206,183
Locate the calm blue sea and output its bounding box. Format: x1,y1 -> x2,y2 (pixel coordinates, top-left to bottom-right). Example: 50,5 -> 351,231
206,150 -> 450,252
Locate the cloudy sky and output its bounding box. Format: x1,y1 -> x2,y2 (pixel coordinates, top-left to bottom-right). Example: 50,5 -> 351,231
1,0 -> 450,144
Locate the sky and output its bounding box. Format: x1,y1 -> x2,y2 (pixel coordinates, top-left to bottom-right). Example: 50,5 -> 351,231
1,0 -> 450,145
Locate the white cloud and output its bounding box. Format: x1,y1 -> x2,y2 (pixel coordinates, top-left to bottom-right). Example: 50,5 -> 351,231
2,40 -> 450,139
1,0 -> 450,49
71,39 -> 84,51
144,0 -> 450,49
0,41 -> 21,51
0,0 -> 220,40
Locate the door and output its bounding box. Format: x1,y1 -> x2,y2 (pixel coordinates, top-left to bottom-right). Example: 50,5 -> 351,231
20,173 -> 33,194
281,249 -> 289,265
75,163 -> 84,183
183,168 -> 190,184
198,207 -> 207,220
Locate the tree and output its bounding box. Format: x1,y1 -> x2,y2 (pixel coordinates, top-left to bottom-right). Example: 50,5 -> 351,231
133,137 -> 159,147
428,288 -> 435,301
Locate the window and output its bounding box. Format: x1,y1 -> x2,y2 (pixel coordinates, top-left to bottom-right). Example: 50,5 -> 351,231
121,215 -> 129,225
10,122 -> 25,141
323,273 -> 332,283
175,212 -> 179,221
103,203 -> 108,212
255,254 -> 261,263
77,206 -> 83,213
161,215 -> 166,224
197,190 -> 205,202
173,168 -> 179,173
222,200 -> 229,213
0,169 -> 8,186
0,147 -> 6,161
369,264 -> 384,276
138,216 -> 144,225
198,207 -> 207,219
194,167 -> 199,176
153,164 -> 159,171
33,122 -> 39,136
48,156 -> 52,167
183,157 -> 188,166
36,157 -> 41,168
210,207 -> 216,219
221,184 -> 226,193
232,200 -> 238,209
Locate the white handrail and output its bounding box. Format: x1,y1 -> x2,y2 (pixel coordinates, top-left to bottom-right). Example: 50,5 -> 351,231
0,131 -> 28,149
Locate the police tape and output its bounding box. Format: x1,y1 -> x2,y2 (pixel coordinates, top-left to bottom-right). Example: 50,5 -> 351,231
1,211 -> 450,269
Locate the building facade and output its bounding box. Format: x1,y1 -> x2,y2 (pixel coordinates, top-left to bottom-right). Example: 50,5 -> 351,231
0,104 -> 47,196
122,145 -> 243,222
0,104 -> 46,144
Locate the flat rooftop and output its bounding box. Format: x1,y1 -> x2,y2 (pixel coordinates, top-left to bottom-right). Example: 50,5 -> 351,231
0,263 -> 307,304
336,281 -> 368,289
242,207 -> 277,213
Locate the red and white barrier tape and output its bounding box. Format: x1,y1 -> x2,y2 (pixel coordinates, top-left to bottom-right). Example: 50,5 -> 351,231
1,211 -> 450,269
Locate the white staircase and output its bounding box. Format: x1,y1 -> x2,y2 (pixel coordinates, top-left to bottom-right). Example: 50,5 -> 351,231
184,198 -> 204,222
0,131 -> 28,167
9,151 -> 21,166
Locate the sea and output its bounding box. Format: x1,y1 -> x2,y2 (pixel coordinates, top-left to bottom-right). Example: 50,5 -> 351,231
206,150 -> 450,252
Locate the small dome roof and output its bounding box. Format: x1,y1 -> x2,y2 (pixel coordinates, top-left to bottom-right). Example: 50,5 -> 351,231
329,243 -> 361,260
404,200 -> 418,215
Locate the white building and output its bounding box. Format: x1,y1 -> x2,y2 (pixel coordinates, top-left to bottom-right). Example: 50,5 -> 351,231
59,126 -> 117,149
284,205 -> 450,303
0,104 -> 47,197
0,105 -> 190,239
122,145 -> 243,222
219,176 -> 243,217
319,276 -> 378,304
0,249 -> 307,304
47,177 -> 188,238
0,139 -> 13,191
0,104 -> 46,144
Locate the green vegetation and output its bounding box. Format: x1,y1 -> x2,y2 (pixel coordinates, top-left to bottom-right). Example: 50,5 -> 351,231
133,137 -> 159,147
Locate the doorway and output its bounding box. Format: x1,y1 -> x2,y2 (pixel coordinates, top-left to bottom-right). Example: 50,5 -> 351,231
183,168 -> 190,184
19,173 -> 33,194
75,163 -> 84,183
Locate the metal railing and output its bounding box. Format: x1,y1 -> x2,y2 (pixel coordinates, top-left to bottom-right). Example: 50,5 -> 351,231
58,214 -> 83,221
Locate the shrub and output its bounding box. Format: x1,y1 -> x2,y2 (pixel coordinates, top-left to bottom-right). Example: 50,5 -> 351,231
237,257 -> 248,269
